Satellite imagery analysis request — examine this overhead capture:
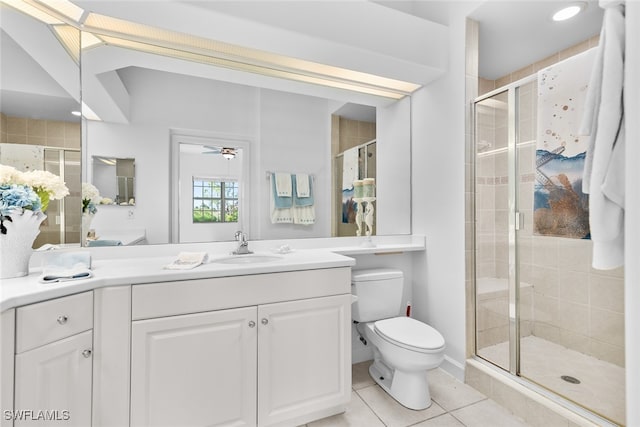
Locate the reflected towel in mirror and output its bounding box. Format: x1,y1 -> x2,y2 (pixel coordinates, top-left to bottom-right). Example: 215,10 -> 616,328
292,174 -> 314,207
274,172 -> 292,197
295,173 -> 310,198
270,174 -> 293,223
342,147 -> 359,190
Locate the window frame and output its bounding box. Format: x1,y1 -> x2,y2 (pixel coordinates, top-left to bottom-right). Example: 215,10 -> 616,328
192,177 -> 239,223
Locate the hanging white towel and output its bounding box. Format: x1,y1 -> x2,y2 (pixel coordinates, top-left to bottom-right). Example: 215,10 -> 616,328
579,0 -> 626,269
270,174 -> 293,224
296,173 -> 310,198
342,147 -> 359,190
274,172 -> 292,197
293,205 -> 315,225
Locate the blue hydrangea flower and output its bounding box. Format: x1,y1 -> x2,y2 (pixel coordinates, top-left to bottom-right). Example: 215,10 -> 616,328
0,184 -> 42,216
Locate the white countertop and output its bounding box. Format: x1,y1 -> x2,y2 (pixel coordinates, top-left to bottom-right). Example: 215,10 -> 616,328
1,235 -> 425,312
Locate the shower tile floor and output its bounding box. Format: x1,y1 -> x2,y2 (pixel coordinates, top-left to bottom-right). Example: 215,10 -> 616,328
479,335 -> 625,425
303,362 -> 532,427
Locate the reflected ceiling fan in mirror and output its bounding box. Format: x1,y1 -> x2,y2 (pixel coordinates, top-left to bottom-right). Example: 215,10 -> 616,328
202,146 -> 237,160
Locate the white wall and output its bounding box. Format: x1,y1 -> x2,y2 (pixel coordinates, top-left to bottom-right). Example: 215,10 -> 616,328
87,123 -> 170,244
410,3 -> 480,380
257,89 -> 331,240
377,96 -> 411,235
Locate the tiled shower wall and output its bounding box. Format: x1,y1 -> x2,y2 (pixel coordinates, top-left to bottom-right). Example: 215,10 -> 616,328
1,113 -> 80,149
474,36 -> 625,368
331,116 -> 376,237
0,112 -> 82,245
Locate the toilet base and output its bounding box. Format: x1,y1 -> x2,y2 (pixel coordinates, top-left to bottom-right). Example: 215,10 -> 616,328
369,360 -> 432,410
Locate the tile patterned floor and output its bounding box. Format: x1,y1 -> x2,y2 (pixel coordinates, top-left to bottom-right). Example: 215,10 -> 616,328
302,362 -> 531,427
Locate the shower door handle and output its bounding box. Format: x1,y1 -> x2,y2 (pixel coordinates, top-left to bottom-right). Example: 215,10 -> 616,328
515,212 -> 524,230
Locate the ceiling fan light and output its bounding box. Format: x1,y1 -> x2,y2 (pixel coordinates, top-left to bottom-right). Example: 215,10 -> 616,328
221,147 -> 236,160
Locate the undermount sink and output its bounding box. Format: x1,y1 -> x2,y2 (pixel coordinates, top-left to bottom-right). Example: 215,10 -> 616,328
211,254 -> 284,264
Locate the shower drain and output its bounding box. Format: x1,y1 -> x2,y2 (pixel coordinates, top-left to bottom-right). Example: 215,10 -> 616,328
561,375 -> 581,384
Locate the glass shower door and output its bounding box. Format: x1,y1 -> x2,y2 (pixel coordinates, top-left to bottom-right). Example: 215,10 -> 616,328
475,77 -> 626,425
474,89 -> 511,371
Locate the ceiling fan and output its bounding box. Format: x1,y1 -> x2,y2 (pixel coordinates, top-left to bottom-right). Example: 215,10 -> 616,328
202,146 -> 237,159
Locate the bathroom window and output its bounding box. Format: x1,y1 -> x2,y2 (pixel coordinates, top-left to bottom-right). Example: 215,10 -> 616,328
192,178 -> 238,223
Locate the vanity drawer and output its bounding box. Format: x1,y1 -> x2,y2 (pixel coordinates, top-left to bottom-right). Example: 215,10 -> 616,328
16,291 -> 93,353
132,267 -> 351,320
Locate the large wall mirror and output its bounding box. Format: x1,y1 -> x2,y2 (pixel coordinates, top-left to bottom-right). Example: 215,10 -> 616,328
0,4 -> 82,247
1,1 -> 419,247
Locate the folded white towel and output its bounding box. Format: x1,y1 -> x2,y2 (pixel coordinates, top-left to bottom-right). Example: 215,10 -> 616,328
275,172 -> 292,197
342,147 -> 359,190
296,173 -> 310,198
164,252 -> 209,270
40,265 -> 93,283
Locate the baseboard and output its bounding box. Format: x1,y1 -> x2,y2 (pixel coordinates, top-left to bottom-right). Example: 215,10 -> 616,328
439,355 -> 465,381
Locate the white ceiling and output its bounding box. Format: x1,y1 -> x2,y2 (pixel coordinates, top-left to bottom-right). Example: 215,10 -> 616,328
470,1 -> 603,79
372,1 -> 603,80
206,0 -> 603,81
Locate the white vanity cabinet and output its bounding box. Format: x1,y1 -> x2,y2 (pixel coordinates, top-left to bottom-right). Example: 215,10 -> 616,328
129,267 -> 351,427
130,306 -> 258,427
257,295 -> 351,427
12,291 -> 94,427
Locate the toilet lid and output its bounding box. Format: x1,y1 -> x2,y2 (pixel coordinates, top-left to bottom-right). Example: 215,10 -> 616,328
374,317 -> 445,353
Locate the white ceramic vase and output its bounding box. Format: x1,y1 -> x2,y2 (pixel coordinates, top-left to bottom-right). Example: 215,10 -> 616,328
82,212 -> 95,243
0,209 -> 46,279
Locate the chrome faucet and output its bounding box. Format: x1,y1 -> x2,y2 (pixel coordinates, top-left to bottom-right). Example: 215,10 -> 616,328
233,231 -> 253,255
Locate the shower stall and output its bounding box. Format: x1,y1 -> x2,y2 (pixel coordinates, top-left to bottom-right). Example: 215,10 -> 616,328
473,77 -> 625,425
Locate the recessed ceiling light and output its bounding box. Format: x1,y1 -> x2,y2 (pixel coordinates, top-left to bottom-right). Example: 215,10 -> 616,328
71,110 -> 81,116
552,3 -> 586,21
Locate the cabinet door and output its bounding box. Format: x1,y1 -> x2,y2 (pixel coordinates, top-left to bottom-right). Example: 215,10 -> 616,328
14,330 -> 93,427
130,307 -> 257,427
257,294 -> 351,427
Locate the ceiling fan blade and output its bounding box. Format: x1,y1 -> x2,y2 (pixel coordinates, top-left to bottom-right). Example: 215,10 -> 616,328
202,145 -> 222,153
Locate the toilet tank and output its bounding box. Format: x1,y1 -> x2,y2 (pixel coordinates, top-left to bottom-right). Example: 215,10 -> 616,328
351,268 -> 404,322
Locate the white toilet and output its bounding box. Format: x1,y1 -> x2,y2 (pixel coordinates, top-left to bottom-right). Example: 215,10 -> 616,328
352,268 -> 445,410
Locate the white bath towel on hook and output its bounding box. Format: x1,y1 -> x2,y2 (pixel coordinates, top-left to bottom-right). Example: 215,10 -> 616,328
342,147 -> 359,190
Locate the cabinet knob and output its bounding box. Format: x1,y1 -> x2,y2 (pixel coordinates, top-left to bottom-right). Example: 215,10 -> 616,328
261,318 -> 269,325
82,349 -> 92,358
248,321 -> 256,328
57,315 -> 68,325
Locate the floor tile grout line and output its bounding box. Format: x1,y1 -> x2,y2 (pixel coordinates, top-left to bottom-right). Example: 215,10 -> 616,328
432,396 -> 489,414
354,384 -> 391,427
355,384 -> 480,427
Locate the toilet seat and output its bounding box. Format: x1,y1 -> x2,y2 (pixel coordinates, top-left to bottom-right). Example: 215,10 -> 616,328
374,317 -> 445,354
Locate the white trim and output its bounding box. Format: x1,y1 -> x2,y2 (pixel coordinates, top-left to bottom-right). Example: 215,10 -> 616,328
440,355 -> 465,382
625,2 -> 639,425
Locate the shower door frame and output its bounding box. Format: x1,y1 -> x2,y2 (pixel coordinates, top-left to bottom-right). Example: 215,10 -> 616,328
472,73 -> 537,375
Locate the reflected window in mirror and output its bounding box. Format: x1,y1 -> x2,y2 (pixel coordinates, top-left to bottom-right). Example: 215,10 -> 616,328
92,156 -> 135,205
192,178 -> 239,223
